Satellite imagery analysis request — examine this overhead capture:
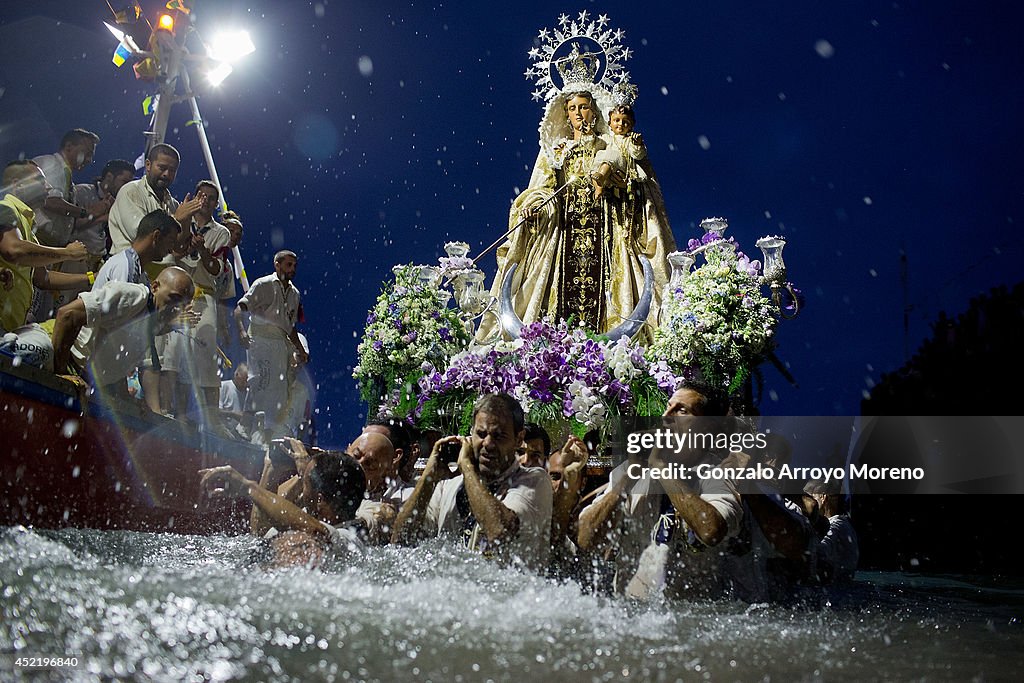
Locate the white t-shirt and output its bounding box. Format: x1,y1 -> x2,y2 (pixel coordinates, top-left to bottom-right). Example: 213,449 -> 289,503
175,218 -> 231,290
31,152 -> 73,247
93,247 -> 147,290
107,178 -> 179,256
239,273 -> 300,340
219,379 -> 247,412
425,463 -> 553,571
72,281 -> 155,385
722,494 -> 817,603
586,461 -> 743,599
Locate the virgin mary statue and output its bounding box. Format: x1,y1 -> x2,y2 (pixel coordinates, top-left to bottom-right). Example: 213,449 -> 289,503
477,42 -> 676,343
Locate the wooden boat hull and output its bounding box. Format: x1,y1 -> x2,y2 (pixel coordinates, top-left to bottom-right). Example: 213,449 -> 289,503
1,358 -> 262,534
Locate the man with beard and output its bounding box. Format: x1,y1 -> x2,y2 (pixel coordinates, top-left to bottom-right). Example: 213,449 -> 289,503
107,144 -> 201,257
234,250 -> 308,440
392,393 -> 553,571
107,144 -> 202,412
71,159 -> 136,258
576,383 -> 744,600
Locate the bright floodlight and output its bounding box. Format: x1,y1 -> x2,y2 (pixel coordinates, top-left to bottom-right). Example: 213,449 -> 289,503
206,62 -> 234,87
208,31 -> 255,64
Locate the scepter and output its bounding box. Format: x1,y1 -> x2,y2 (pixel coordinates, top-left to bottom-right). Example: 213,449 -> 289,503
470,175 -> 582,266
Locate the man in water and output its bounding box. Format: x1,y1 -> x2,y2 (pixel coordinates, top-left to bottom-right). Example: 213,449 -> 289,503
391,393 -> 553,571
201,441 -> 366,568
576,382 -> 744,599
516,423 -> 550,469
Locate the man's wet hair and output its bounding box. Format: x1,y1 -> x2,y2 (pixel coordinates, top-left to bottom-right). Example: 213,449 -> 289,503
274,249 -> 297,263
146,143 -> 180,162
100,159 -> 134,180
308,452 -> 366,521
60,128 -> 100,149
472,393 -> 525,434
136,209 -> 179,239
677,378 -> 730,417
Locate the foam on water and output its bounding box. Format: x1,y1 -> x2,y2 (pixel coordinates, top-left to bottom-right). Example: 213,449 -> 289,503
1,526 -> 1022,681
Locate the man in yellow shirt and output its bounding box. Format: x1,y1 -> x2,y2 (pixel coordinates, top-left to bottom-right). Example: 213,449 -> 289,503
0,160 -> 89,370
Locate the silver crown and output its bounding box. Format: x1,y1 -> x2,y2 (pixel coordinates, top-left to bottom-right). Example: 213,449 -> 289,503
526,11 -> 632,104
611,79 -> 638,108
554,43 -> 601,91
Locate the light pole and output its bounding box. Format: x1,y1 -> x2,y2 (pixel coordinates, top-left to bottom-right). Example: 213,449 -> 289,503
104,6 -> 254,289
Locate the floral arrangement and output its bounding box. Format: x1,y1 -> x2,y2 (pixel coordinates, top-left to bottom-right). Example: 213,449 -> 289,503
648,232 -> 777,393
353,265 -> 472,413
416,319 -> 681,439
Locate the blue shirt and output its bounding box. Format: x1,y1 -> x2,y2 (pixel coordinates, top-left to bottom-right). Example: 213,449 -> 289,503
93,247 -> 148,290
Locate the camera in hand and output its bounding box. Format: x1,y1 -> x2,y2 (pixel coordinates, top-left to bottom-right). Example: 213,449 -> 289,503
438,440 -> 461,463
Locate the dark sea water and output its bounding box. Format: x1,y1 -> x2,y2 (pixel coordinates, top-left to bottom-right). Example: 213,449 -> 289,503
1,526 -> 1022,681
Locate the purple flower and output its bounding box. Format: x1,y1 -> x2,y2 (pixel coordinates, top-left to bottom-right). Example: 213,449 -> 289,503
438,327 -> 452,341
366,313 -> 377,325
373,340 -> 384,351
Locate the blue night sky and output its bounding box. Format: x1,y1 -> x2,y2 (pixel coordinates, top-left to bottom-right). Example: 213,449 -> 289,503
2,1 -> 1022,446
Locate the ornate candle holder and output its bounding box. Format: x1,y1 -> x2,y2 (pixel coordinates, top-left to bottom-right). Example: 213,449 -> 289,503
756,235 -> 799,319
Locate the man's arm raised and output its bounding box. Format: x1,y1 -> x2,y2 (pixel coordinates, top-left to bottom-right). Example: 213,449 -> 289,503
391,436 -> 458,545
201,466 -> 329,539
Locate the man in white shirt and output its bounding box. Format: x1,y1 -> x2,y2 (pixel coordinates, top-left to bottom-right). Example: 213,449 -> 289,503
219,362 -> 249,434
393,393 -> 553,571
107,143 -> 202,413
234,250 -> 308,440
107,143 -> 200,257
346,431 -> 411,545
51,267 -> 194,403
29,129 -> 100,320
577,385 -> 744,599
31,129 -> 100,249
166,180 -> 232,422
